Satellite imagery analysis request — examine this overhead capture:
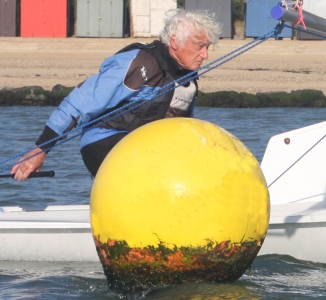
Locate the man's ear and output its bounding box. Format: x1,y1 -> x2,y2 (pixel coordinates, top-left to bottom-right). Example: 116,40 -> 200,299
170,35 -> 178,50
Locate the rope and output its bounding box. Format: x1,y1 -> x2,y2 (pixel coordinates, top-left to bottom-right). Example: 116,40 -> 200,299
285,23 -> 326,39
268,133 -> 326,188
281,0 -> 302,10
0,24 -> 284,174
293,0 -> 306,29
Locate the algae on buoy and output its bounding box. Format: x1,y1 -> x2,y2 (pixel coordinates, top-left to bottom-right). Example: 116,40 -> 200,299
90,117 -> 269,291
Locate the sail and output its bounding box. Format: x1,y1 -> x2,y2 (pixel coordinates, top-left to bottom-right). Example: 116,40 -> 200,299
303,0 -> 326,19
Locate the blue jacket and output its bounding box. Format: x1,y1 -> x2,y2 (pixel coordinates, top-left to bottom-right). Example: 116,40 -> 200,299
36,41 -> 197,151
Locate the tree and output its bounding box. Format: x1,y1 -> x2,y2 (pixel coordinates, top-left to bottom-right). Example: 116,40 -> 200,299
232,0 -> 245,22
177,0 -> 185,8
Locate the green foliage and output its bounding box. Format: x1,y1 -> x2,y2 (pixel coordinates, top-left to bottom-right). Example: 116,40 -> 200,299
177,0 -> 185,8
196,89 -> 326,108
232,0 -> 245,22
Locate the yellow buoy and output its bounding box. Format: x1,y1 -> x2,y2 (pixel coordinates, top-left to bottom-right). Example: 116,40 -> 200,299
90,118 -> 269,291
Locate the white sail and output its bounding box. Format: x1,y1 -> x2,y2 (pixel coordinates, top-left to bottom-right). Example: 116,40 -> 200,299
303,0 -> 326,19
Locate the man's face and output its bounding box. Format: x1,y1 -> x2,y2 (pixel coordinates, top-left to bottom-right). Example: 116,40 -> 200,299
169,31 -> 210,71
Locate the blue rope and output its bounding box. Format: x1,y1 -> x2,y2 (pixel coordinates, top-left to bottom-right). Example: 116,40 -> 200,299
268,132 -> 326,188
0,24 -> 284,174
284,24 -> 326,40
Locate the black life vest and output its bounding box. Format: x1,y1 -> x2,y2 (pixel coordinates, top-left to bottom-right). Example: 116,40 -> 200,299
94,42 -> 196,132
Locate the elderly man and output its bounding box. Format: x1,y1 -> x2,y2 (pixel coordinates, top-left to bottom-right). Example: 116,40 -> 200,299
12,9 -> 221,180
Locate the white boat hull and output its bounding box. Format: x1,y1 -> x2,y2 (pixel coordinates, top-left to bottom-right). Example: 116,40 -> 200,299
0,205 -> 98,261
260,120 -> 326,263
2,203 -> 325,263
259,201 -> 326,263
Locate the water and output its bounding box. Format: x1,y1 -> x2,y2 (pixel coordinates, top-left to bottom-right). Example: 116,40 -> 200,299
1,106 -> 326,299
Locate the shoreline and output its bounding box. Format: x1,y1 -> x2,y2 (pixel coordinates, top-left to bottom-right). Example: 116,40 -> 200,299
1,85 -> 325,108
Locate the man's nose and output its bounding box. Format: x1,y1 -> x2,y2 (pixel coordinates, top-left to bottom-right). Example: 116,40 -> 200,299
200,46 -> 208,59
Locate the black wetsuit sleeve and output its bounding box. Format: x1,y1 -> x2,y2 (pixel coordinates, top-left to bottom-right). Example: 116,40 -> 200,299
35,125 -> 59,153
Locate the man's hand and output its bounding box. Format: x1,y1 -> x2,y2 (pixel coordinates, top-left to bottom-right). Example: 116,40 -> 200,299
11,146 -> 47,181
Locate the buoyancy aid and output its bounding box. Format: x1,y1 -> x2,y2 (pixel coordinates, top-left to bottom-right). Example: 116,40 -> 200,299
93,42 -> 197,133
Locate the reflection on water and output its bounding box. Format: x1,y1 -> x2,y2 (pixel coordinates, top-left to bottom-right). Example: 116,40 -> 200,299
1,255 -> 326,299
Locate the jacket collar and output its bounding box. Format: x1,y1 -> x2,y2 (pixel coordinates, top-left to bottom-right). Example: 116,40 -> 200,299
153,40 -> 194,80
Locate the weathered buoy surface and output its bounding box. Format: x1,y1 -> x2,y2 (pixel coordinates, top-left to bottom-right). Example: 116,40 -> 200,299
90,118 -> 269,291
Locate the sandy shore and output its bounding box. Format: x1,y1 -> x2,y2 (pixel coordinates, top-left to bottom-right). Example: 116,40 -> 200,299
1,37 -> 326,95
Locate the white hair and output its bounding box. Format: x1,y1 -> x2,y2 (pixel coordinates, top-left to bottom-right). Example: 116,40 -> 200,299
159,9 -> 222,46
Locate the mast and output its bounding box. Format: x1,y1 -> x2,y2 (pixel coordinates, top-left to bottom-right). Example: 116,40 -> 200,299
271,3 -> 326,34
